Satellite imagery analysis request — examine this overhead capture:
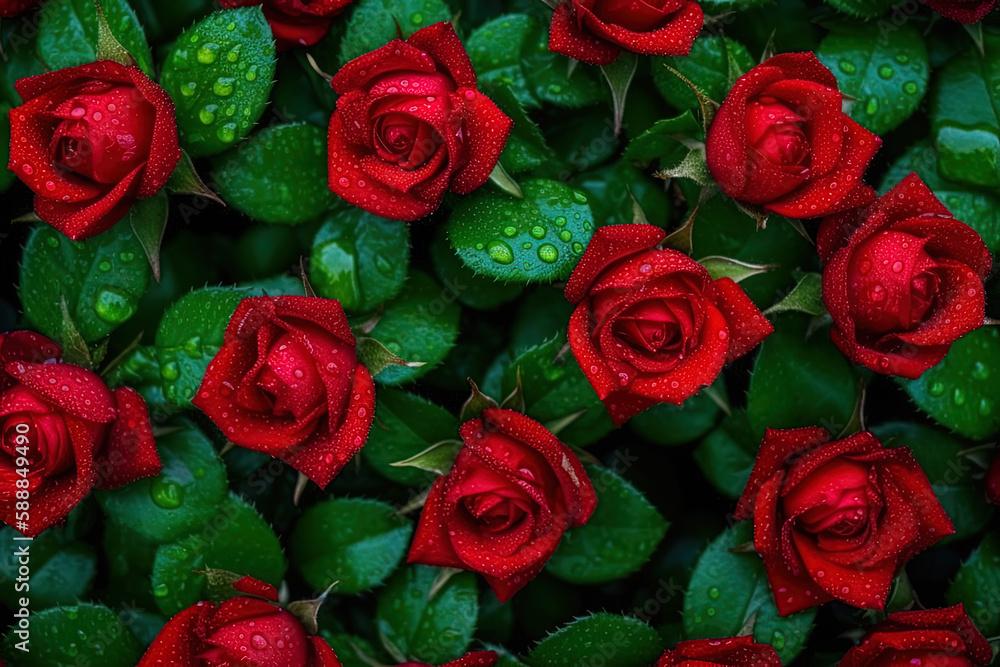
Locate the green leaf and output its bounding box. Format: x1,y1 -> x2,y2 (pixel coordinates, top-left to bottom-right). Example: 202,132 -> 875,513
448,179 -> 595,284
310,207 -> 411,312
363,389 -> 459,485
816,21 -> 929,135
653,36 -> 755,109
468,14 -> 539,109
160,7 -> 277,157
211,123 -> 332,225
1,603 -> 143,666
290,498 -> 413,595
376,565 -> 479,664
699,256 -> 775,284
872,422 -> 993,541
96,419 -> 228,543
624,111 -> 702,164
747,315 -> 860,440
429,228 -> 523,311
19,221 -> 151,343
357,337 -> 424,378
684,522 -> 816,664
391,440 -> 462,476
899,327 -> 1000,440
37,0 -> 154,75
364,270 -> 461,386
0,526 -> 96,609
630,375 -> 727,446
59,295 -> 94,370
930,32 -> 1000,188
339,0 -> 452,64
166,149 -> 223,203
150,492 -> 286,616
154,287 -> 247,408
491,83 -> 557,175
527,613 -> 663,667
946,532 -> 1000,636
547,464 -> 668,584
127,192 -> 169,282
96,1 -> 136,66
764,273 -> 825,317
694,410 -> 757,499
601,51 -> 637,136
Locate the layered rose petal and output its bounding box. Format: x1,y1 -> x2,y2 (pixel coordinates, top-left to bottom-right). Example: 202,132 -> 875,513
219,0 -> 350,49
656,636 -> 782,666
924,0 -> 997,21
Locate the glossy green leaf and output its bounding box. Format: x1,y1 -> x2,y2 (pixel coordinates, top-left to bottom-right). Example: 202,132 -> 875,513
490,83 -> 558,174
468,14 -> 539,108
429,228 -> 523,311
290,498 -> 413,595
624,111 -> 702,164
547,464 -> 668,584
128,192 -> 169,281
946,532 -> 1000,635
339,0 -> 452,64
160,7 -> 277,157
376,565 -> 479,664
37,0 -> 154,75
574,160 -> 674,228
0,526 -> 96,609
764,273 -> 825,317
527,613 -> 663,667
693,410 -> 757,499
653,36 -> 754,108
1,603 -> 143,666
630,376 -> 726,446
684,522 -> 816,664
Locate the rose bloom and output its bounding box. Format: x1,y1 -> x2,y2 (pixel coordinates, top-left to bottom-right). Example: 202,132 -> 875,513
706,53 -> 881,219
0,331 -> 161,537
818,173 -> 992,378
327,22 -> 512,221
0,0 -> 36,17
138,575 -> 343,666
219,0 -> 351,50
8,60 -> 180,241
565,224 -> 773,426
840,605 -> 992,667
924,0 -> 996,21
656,637 -> 781,666
408,408 -> 597,602
548,0 -> 704,66
400,653 -> 498,667
192,296 -> 374,489
735,427 -> 953,616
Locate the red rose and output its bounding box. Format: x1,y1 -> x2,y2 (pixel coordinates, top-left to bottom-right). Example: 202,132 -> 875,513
548,0 -> 704,66
192,296 -> 374,489
818,173 -> 993,378
735,427 -> 954,616
840,605 -> 992,667
924,0 -> 996,21
564,224 -> 773,426
327,22 -> 512,221
138,575 -> 343,666
400,652 -> 498,667
8,61 -> 181,241
219,0 -> 351,50
656,636 -> 781,666
0,331 -> 161,537
706,53 -> 881,219
0,0 -> 36,17
407,408 -> 597,602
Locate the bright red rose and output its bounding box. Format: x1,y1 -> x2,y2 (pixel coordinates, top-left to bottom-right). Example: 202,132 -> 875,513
407,408 -> 597,602
818,173 -> 993,378
735,427 -> 954,616
400,652 -> 498,667
327,22 -> 512,221
840,605 -> 992,667
0,331 -> 161,537
656,636 -> 781,666
565,224 -> 773,426
8,60 -> 180,241
706,53 -> 881,219
138,575 -> 343,666
548,0 -> 703,66
219,0 -> 351,50
924,0 -> 996,21
192,296 -> 374,489
0,0 -> 36,17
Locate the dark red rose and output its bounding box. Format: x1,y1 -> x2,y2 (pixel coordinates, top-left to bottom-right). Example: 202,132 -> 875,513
735,427 -> 954,616
706,53 -> 881,219
0,331 -> 161,537
548,0 -> 703,65
818,173 -> 992,378
407,408 -> 597,602
924,0 -> 996,21
8,60 -> 180,241
0,0 -> 36,17
138,576 -> 343,666
399,652 -> 498,667
327,22 -> 512,221
219,0 -> 351,50
840,605 -> 992,667
656,636 -> 781,666
986,448 -> 1000,505
192,296 -> 374,489
565,224 -> 773,426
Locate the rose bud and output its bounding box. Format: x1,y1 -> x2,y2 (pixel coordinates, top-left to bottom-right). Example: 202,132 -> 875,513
0,331 -> 161,537
400,652 -> 498,667
219,0 -> 351,50
1,0 -> 36,17
818,173 -> 993,378
407,408 -> 597,602
137,575 -> 343,666
706,53 -> 881,219
8,61 -> 181,241
656,636 -> 781,666
840,605 -> 993,667
327,22 -> 512,221
547,0 -> 704,66
565,224 -> 773,427
924,0 -> 996,22
192,296 -> 374,489
735,427 -> 954,616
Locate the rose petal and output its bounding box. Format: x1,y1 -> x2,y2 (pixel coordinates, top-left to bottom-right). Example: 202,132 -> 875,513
548,1 -> 622,66
710,277 -> 774,362
564,224 -> 666,304
95,387 -> 160,489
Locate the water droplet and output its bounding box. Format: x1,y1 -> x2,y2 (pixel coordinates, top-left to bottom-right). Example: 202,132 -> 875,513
529,225 -> 546,239
217,124 -> 237,143
548,83 -> 562,94
868,284 -> 886,302
903,81 -> 918,95
771,630 -> 786,650
44,234 -> 59,247
197,43 -> 219,64
246,66 -> 258,82
571,242 -> 584,254
487,240 -> 514,265
972,361 -> 989,380
895,53 -> 910,64
554,216 -> 567,227
250,633 -> 268,650
410,11 -> 423,24
150,478 -> 185,509
153,583 -> 169,597
94,286 -> 136,324
119,251 -> 135,263
708,587 -> 720,599
558,230 -> 572,242
98,260 -> 111,272
838,60 -> 856,74
161,362 -> 180,381
70,105 -> 86,119
537,243 -> 558,263
929,381 -> 945,397
891,260 -> 903,273
979,398 -> 993,416
22,163 -> 34,175
865,97 -> 879,115
858,259 -> 872,275
214,77 -> 235,96
181,82 -> 197,97
572,191 -> 588,204
953,387 -> 966,406
199,105 -> 217,125
878,64 -> 894,79
502,225 -> 517,238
